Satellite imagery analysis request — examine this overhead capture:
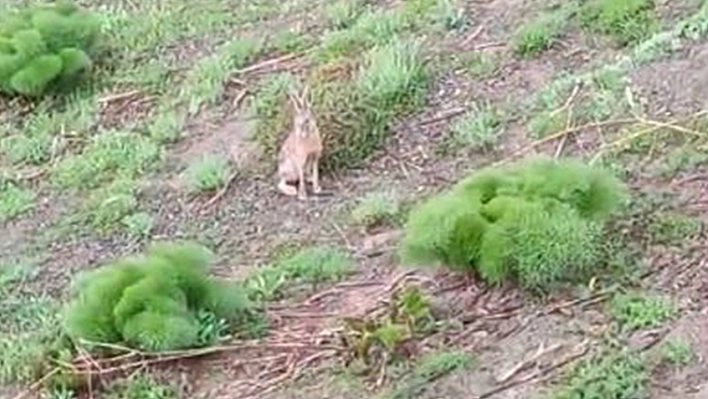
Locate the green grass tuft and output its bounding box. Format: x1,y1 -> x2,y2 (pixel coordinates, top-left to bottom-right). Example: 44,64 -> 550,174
250,72 -> 298,158
184,156 -> 232,193
52,130 -> 161,190
324,0 -> 368,29
400,157 -> 627,290
122,212 -> 154,239
649,211 -> 702,246
448,103 -> 503,150
178,37 -> 263,114
315,37 -> 428,170
610,292 -> 676,332
0,262 -> 61,385
546,350 -> 648,399
63,242 -> 253,352
357,38 -> 427,112
659,339 -> 695,368
245,246 -> 354,302
82,178 -> 138,234
0,182 -> 36,223
317,9 -> 409,62
350,191 -> 402,229
104,373 -> 178,399
453,51 -> 499,79
513,12 -> 565,57
581,0 -> 658,46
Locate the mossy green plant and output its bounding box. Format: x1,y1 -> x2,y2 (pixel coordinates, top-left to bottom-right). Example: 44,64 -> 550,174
0,1 -> 100,96
400,157 -> 627,290
63,242 -> 253,352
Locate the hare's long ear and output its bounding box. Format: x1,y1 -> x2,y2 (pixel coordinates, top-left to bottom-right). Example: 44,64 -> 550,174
301,86 -> 310,108
288,90 -> 301,113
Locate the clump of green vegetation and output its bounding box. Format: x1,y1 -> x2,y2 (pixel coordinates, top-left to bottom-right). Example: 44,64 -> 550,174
52,130 -> 161,190
513,12 -> 565,57
122,212 -> 154,239
325,0 -> 368,29
2,93 -> 97,165
400,157 -> 627,291
147,108 -> 185,144
0,181 -> 36,222
546,350 -> 648,399
652,146 -> 708,179
0,1 -> 100,96
610,292 -> 676,332
315,38 -> 428,170
448,103 -> 503,150
350,191 -> 402,230
184,156 -> 232,193
528,66 -> 629,138
453,51 -> 499,79
341,286 -> 434,369
245,246 -> 354,302
317,9 -> 409,61
428,0 -> 468,32
83,178 -> 138,234
649,211 -> 702,246
581,0 -> 658,46
382,350 -> 476,399
269,28 -> 314,54
250,72 -> 298,157
178,37 -> 263,114
63,242 -> 253,352
0,262 -> 62,385
104,373 -> 178,399
659,339 -> 695,368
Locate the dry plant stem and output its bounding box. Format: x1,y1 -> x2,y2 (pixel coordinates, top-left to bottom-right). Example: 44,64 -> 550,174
494,118 -> 636,167
550,85 -> 581,117
71,340 -> 343,375
477,340 -> 590,399
418,106 -> 467,126
590,111 -> 708,163
98,90 -> 141,104
461,25 -> 485,47
236,52 -> 301,75
232,89 -> 249,109
495,343 -> 563,383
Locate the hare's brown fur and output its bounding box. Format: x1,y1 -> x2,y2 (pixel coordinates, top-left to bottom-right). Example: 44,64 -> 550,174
277,86 -> 323,200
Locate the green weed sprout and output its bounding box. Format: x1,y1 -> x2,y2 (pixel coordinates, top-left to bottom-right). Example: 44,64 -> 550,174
63,242 -> 252,352
400,157 -> 627,291
0,1 -> 100,96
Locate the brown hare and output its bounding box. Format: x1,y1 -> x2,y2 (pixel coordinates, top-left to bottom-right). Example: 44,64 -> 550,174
277,86 -> 323,200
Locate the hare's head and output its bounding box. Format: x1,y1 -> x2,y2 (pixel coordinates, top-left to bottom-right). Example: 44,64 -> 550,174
289,86 -> 319,136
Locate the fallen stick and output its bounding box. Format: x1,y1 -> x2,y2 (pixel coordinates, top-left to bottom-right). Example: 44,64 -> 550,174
236,53 -> 301,75
495,342 -> 563,384
98,90 -> 141,104
477,340 -> 590,399
461,25 -> 485,48
418,107 -> 467,126
11,368 -> 61,399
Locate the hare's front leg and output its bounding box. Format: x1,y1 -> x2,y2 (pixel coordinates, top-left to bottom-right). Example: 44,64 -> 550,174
297,162 -> 307,200
311,156 -> 322,194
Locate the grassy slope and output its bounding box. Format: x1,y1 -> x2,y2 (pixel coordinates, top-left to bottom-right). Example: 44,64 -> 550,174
2,0 -> 708,398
